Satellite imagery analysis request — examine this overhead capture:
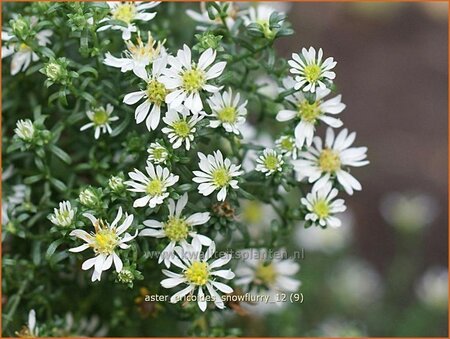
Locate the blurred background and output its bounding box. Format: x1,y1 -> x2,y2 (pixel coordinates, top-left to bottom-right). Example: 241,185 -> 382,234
236,1 -> 448,337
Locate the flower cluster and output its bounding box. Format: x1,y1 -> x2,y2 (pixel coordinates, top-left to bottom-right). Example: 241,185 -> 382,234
3,2 -> 370,334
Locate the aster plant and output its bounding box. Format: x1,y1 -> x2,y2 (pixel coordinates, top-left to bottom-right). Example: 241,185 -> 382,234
2,2 -> 368,337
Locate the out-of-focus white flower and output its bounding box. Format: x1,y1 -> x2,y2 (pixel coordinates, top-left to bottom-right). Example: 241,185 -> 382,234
415,266 -> 448,310
289,47 -> 336,93
255,148 -> 284,176
161,45 -> 226,113
316,317 -> 366,337
140,193 -> 212,268
255,74 -> 279,99
103,32 -> 165,79
235,248 -> 301,293
186,2 -> 239,30
2,27 -> 52,75
125,162 -> 179,208
49,201 -> 75,227
161,239 -> 235,312
238,199 -> 278,239
193,150 -> 243,201
69,207 -> 137,282
329,258 -> 383,308
243,4 -> 283,39
14,119 -> 35,142
277,77 -> 345,148
98,1 -> 160,40
123,55 -> 169,131
293,128 -> 369,195
80,104 -> 119,139
295,211 -> 354,254
161,108 -> 203,150
301,182 -> 347,228
380,192 -> 439,232
207,88 -> 247,135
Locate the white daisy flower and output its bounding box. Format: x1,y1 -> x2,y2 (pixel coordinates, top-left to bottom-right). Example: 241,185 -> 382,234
123,55 -> 169,131
80,104 -> 119,139
161,108 -> 203,150
161,239 -> 235,312
161,45 -> 226,113
301,182 -> 347,228
97,1 -> 160,40
125,162 -> 179,208
186,2 -> 238,30
2,28 -> 52,75
192,150 -> 243,201
293,128 -> 369,195
14,119 -> 35,141
147,141 -> 169,164
140,193 -> 212,268
235,248 -> 301,294
288,47 -> 337,93
255,148 -> 284,176
49,201 -> 75,227
275,135 -> 299,160
276,77 -> 345,148
103,32 -> 165,79
206,88 -> 247,134
68,207 -> 136,282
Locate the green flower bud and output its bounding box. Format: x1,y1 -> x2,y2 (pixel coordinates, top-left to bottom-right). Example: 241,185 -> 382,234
108,175 -> 125,193
10,16 -> 31,39
79,187 -> 100,207
117,269 -> 134,284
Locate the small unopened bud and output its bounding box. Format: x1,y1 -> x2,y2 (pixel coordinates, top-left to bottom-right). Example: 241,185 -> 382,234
79,187 -> 100,207
10,16 -> 30,39
108,175 -> 125,193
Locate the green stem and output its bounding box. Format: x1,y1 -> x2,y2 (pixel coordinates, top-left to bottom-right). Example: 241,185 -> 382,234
3,276 -> 30,333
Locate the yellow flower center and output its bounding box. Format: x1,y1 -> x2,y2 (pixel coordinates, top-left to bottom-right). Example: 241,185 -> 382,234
313,199 -> 330,219
182,68 -> 205,93
164,217 -> 189,241
172,120 -> 191,138
218,107 -> 237,123
93,221 -> 119,255
151,147 -> 166,160
146,80 -> 167,106
185,261 -> 209,286
211,167 -> 230,187
127,33 -> 162,60
255,262 -> 277,284
280,138 -> 294,151
318,148 -> 341,173
298,100 -> 321,123
112,3 -> 136,23
93,109 -> 109,126
18,43 -> 31,52
303,64 -> 322,83
264,154 -> 280,171
146,179 -> 163,196
242,201 -> 263,224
